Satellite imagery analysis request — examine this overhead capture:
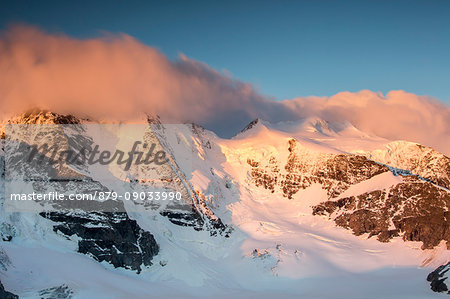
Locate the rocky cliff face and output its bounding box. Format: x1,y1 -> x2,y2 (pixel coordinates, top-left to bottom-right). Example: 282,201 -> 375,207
313,177 -> 450,249
138,120 -> 230,237
247,138 -> 389,199
1,111 -> 161,273
246,137 -> 450,249
40,211 -> 159,273
1,112 -> 449,297
0,110 -> 231,276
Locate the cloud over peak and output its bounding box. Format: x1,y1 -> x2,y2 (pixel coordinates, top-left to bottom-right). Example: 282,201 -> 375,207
1,25 -> 449,154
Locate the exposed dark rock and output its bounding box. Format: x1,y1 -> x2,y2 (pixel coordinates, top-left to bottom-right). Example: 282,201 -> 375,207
146,114 -> 162,125
0,223 -> 15,242
427,262 -> 450,294
160,209 -> 205,231
240,119 -> 261,133
3,109 -> 232,280
0,248 -> 11,271
248,139 -> 388,199
144,119 -> 232,237
313,179 -> 450,249
0,280 -> 18,299
160,197 -> 231,237
7,109 -> 80,125
247,139 -> 450,250
38,284 -> 73,299
40,211 -> 159,273
251,249 -> 270,259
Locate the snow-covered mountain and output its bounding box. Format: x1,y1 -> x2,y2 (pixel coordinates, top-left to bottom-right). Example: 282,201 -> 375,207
0,111 -> 449,298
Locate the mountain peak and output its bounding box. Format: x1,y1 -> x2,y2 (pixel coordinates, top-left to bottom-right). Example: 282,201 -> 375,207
0,109 -> 82,139
6,109 -> 81,125
240,118 -> 262,133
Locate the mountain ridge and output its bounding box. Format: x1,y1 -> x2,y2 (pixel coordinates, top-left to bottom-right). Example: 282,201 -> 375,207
0,110 -> 448,297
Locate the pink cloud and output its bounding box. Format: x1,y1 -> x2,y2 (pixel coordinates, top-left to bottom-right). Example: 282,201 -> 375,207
1,25 -> 449,154
283,90 -> 450,154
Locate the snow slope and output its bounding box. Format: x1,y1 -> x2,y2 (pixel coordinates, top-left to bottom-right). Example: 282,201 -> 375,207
0,113 -> 449,298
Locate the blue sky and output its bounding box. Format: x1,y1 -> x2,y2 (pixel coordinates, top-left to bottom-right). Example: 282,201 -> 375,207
1,0 -> 449,102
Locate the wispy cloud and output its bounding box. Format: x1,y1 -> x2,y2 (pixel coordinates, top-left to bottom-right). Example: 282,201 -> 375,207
1,25 -> 449,154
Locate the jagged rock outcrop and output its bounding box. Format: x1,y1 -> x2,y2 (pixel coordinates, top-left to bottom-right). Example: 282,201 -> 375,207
427,262 -> 450,294
1,110 -> 231,277
2,109 -> 80,127
248,138 -> 388,199
145,121 -> 231,237
0,280 -> 18,299
312,177 -> 450,249
40,211 -> 159,273
2,110 -> 161,273
240,119 -> 261,133
246,137 -> 450,249
38,284 -> 74,299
